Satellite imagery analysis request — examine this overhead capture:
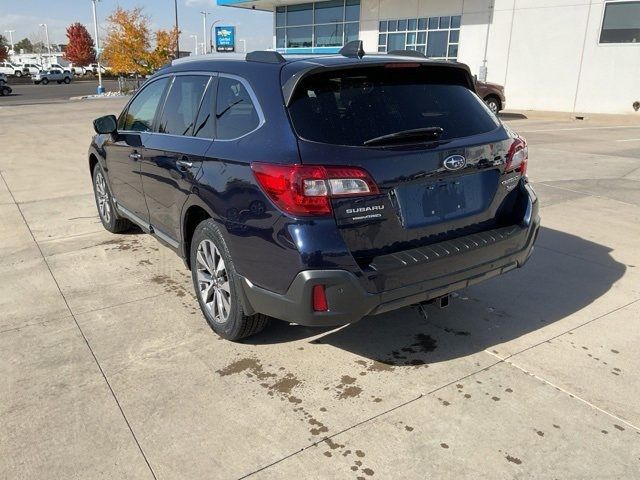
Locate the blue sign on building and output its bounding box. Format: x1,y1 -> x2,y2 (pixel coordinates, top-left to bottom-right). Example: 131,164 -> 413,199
215,26 -> 236,52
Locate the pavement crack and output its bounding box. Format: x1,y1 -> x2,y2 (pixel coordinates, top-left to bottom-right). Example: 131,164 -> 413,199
0,170 -> 159,480
482,298 -> 640,433
501,298 -> 640,363
238,359 -> 505,479
0,315 -> 73,337
486,350 -> 640,433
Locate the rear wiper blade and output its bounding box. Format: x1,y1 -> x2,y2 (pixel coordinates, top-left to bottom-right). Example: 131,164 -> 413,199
363,127 -> 444,146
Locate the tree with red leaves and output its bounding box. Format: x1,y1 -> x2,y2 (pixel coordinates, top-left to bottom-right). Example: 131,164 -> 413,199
64,23 -> 96,66
0,35 -> 8,62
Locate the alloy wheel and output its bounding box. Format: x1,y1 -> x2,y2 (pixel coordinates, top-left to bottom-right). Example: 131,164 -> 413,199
95,171 -> 111,223
196,239 -> 231,323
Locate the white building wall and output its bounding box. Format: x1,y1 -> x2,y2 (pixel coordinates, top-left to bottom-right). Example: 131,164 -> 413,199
573,1 -> 640,113
359,0 -> 640,114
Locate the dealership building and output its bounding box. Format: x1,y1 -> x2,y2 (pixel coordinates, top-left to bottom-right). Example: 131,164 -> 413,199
218,0 -> 639,114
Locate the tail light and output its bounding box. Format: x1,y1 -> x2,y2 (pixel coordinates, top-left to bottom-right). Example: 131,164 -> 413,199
251,163 -> 379,216
505,137 -> 528,176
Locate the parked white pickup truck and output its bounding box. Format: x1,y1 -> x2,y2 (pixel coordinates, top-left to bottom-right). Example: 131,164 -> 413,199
32,69 -> 72,85
19,63 -> 44,76
0,61 -> 24,77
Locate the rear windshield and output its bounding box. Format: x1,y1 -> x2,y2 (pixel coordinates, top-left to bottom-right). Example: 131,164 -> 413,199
288,65 -> 499,147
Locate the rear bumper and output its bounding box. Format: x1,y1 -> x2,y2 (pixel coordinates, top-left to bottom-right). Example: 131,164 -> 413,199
238,186 -> 540,327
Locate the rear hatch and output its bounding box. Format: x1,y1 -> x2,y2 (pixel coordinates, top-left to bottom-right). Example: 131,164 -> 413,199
286,61 -> 527,270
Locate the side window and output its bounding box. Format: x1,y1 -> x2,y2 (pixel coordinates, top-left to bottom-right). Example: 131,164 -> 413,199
194,78 -> 217,139
157,75 -> 210,136
215,76 -> 261,140
122,78 -> 169,132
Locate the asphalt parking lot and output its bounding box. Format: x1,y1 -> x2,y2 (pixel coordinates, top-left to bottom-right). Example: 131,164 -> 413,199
1,99 -> 639,479
0,79 -> 120,106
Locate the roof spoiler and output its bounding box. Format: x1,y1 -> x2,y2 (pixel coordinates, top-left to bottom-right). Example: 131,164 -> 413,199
339,40 -> 365,59
387,49 -> 427,59
246,50 -> 286,64
281,60 -> 476,107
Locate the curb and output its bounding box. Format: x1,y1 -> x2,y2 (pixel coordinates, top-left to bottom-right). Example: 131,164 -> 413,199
69,93 -> 131,101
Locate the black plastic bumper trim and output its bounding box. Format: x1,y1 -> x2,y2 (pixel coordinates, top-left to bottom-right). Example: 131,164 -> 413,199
238,216 -> 539,327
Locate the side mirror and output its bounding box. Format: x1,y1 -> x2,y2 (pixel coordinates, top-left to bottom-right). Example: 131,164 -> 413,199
93,114 -> 118,135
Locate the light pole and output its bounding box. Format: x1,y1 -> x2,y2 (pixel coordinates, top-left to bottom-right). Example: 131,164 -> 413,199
190,34 -> 198,55
173,0 -> 180,57
200,11 -> 209,54
209,20 -> 221,53
91,0 -> 104,94
39,23 -> 51,59
4,30 -> 15,54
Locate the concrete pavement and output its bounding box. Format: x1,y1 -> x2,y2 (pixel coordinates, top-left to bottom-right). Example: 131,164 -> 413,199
1,100 -> 639,479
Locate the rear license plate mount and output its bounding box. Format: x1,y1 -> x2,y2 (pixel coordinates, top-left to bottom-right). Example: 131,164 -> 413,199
393,170 -> 498,229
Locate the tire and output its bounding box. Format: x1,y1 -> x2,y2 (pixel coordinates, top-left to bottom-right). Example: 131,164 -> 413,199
41,78 -> 49,85
64,77 -> 71,84
191,219 -> 270,341
484,96 -> 501,114
92,163 -> 132,233
14,71 -> 22,77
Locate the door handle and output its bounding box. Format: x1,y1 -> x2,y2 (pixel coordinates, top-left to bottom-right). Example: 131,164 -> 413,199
176,159 -> 193,170
129,152 -> 142,160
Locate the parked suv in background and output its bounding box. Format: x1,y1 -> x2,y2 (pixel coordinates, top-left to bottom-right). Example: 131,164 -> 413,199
0,61 -> 23,77
46,63 -> 72,74
20,63 -> 43,76
70,64 -> 87,76
33,69 -> 72,85
0,73 -> 12,96
85,63 -> 106,75
476,79 -> 506,114
89,43 -> 539,341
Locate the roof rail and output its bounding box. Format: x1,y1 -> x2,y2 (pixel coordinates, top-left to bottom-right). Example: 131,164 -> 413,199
246,50 -> 286,64
172,52 -> 245,65
339,40 -> 365,59
387,49 -> 427,59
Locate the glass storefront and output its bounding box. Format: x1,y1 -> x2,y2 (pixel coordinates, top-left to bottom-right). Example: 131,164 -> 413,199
378,15 -> 461,60
276,0 -> 360,53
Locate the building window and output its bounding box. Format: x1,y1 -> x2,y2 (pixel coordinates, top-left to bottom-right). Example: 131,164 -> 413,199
600,1 -> 640,44
377,15 -> 461,60
276,0 -> 360,52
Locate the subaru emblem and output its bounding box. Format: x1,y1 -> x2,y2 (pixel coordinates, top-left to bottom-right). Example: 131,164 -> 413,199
443,155 -> 466,171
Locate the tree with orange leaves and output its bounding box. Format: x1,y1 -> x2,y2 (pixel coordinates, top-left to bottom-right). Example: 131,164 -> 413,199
102,7 -> 178,75
102,7 -> 150,75
148,28 -> 179,71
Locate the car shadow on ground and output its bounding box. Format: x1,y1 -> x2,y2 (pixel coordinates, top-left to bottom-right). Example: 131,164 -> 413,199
247,227 -> 626,366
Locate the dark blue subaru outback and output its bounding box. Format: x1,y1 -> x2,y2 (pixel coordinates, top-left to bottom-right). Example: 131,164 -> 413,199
89,43 -> 539,341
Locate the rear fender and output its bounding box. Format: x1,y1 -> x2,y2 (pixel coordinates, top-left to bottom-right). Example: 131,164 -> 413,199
179,194 -> 218,265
